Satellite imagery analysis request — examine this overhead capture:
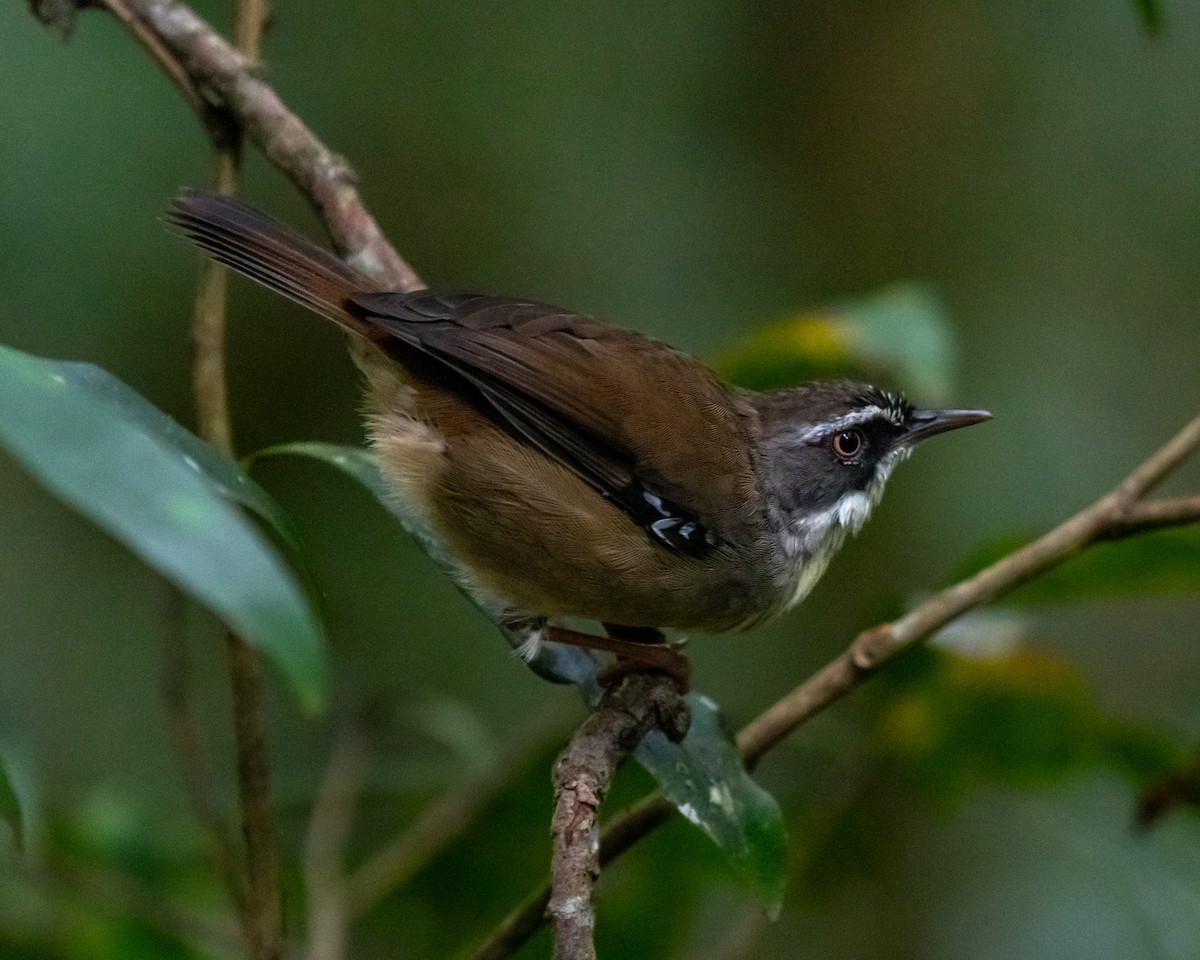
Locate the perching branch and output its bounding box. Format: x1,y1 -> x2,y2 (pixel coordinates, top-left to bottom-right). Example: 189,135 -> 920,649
468,411 -> 1200,960
547,674 -> 689,960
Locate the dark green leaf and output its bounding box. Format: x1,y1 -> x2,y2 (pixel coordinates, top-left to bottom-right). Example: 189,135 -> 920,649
0,346 -> 325,710
715,282 -> 956,403
636,694 -> 788,914
954,527 -> 1200,604
0,753 -> 22,852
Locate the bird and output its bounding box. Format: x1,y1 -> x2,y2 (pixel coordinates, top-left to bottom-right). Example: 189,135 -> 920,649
168,189 -> 989,686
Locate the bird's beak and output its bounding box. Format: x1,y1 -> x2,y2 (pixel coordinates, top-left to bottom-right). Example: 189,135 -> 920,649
903,408 -> 992,445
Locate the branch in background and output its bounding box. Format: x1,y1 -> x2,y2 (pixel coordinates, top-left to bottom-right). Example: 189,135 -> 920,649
63,1 -> 291,956
189,0 -> 269,451
159,585 -> 248,927
547,675 -> 689,960
301,701 -> 581,960
304,723 -> 371,960
468,410 -> 1200,960
226,637 -> 283,960
193,4 -> 283,958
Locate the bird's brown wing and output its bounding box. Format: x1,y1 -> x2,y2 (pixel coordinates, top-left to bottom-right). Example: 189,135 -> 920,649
351,291 -> 756,553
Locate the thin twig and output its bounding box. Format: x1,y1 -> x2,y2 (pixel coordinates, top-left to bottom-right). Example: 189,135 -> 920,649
847,411 -> 1200,672
98,0 -> 238,149
547,675 -> 689,960
304,723 -> 371,960
1102,494 -> 1200,539
159,585 -> 248,925
227,635 -> 283,960
187,2 -> 285,958
104,2 -> 289,952
191,153 -> 239,453
93,0 -> 421,290
57,3 -> 414,957
467,411 -> 1200,960
233,0 -> 270,62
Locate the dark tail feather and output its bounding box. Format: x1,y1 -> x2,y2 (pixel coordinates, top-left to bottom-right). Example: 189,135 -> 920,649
166,189 -> 380,339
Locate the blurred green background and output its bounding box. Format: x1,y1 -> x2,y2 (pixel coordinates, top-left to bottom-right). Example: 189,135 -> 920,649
2,0 -> 1200,957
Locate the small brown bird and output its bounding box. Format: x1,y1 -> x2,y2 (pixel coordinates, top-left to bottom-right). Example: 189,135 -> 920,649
169,190 -> 988,681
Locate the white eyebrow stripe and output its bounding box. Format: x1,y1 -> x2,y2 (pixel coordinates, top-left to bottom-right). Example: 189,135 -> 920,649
789,405 -> 902,444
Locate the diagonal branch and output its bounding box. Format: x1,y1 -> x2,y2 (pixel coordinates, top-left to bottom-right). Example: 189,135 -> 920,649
548,675 -> 689,960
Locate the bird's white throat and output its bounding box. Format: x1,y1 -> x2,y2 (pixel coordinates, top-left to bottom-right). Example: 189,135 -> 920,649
771,447 -> 910,613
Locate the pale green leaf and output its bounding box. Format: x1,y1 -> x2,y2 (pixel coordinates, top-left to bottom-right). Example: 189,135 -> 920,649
0,346 -> 325,710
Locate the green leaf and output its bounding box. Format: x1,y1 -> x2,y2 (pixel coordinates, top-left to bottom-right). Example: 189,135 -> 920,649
0,753 -> 22,852
636,694 -> 788,914
954,527 -> 1200,604
65,362 -> 302,552
246,441 -> 394,513
715,282 -> 957,403
1131,0 -> 1164,35
0,346 -> 325,710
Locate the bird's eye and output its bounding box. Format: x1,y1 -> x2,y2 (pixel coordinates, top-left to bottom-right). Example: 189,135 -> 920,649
832,429 -> 864,460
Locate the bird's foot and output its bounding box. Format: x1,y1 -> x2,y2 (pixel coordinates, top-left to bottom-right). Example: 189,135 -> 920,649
543,624 -> 691,693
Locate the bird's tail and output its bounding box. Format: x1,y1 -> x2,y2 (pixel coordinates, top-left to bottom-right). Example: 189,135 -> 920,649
166,188 -> 380,339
